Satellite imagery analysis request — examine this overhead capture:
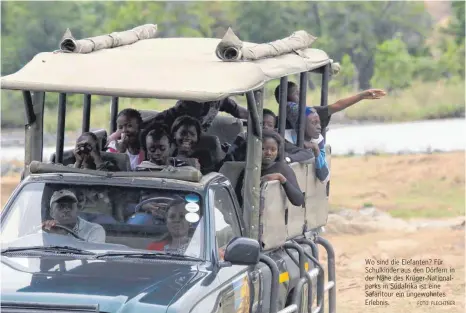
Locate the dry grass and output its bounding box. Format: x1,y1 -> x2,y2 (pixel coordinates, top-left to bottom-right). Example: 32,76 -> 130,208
330,151 -> 465,218
1,175 -> 20,207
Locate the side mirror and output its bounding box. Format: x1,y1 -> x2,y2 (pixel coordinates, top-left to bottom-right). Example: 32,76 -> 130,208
224,237 -> 260,266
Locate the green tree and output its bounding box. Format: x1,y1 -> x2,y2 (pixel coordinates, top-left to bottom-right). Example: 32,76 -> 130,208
302,1 -> 432,89
329,54 -> 357,93
371,35 -> 414,91
1,1 -> 105,75
444,1 -> 465,45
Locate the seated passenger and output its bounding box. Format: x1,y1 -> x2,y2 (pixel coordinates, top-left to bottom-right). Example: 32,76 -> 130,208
263,109 -> 313,164
171,115 -> 217,174
289,108 -> 330,183
126,191 -> 171,225
137,124 -> 190,170
147,199 -> 190,254
72,132 -> 119,171
275,81 -> 386,132
224,109 -> 313,164
147,98 -> 248,133
42,189 -> 106,243
235,130 -> 305,207
107,108 -> 144,170
75,188 -> 120,224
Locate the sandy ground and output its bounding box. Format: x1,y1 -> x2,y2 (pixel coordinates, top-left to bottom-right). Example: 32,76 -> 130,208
319,228 -> 465,313
330,152 -> 465,217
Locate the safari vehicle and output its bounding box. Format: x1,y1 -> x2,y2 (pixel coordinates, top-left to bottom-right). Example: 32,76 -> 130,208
1,25 -> 337,313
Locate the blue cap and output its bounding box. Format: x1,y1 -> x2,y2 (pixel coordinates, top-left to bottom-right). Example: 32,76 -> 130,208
127,212 -> 162,225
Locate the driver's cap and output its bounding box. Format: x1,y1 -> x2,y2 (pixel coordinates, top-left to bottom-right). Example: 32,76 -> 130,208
50,189 -> 78,207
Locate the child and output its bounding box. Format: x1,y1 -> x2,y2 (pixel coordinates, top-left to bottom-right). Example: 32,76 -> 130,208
107,108 -> 144,170
137,123 -> 189,170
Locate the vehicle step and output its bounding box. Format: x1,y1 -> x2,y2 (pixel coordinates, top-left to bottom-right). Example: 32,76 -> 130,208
277,304 -> 298,313
311,306 -> 322,313
325,281 -> 335,291
307,268 -> 319,279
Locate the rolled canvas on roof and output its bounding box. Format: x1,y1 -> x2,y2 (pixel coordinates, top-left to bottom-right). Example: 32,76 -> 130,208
216,28 -> 317,61
2,25 -> 332,99
60,24 -> 158,54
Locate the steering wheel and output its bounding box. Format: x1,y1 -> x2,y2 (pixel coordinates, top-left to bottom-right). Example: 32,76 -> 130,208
25,223 -> 85,241
134,196 -> 175,214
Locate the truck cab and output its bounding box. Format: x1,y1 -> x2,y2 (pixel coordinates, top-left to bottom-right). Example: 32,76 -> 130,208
1,25 -> 337,313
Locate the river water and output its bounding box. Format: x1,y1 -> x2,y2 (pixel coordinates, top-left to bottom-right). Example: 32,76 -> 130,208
1,118 -> 464,162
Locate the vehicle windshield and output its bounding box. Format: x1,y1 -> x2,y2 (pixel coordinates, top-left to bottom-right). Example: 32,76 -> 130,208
1,182 -> 204,259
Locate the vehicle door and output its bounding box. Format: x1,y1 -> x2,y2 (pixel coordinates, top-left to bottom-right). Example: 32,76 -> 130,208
208,185 -> 262,313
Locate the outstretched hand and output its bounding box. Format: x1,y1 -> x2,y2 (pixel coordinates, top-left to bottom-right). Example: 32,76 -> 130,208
361,89 -> 386,100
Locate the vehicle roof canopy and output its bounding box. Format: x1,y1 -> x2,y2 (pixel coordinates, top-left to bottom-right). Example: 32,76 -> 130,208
1,26 -> 333,101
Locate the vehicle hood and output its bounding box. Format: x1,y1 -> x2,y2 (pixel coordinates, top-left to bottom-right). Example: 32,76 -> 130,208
1,254 -> 202,313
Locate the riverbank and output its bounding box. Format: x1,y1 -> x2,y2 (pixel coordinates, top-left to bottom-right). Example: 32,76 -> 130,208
2,152 -> 464,218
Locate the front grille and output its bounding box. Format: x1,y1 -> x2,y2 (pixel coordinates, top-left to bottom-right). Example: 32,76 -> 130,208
0,302 -> 100,313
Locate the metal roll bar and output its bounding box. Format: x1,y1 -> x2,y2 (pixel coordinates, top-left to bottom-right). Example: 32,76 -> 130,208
259,254 -> 280,313
55,93 -> 67,164
297,72 -> 308,148
110,96 -> 119,133
82,94 -> 91,133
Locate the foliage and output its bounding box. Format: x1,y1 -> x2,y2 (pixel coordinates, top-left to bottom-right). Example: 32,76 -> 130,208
329,54 -> 357,93
371,35 -> 415,91
1,1 -> 464,129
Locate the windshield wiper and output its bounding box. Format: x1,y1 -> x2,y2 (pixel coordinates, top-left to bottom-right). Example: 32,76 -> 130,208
1,245 -> 96,256
95,251 -> 202,261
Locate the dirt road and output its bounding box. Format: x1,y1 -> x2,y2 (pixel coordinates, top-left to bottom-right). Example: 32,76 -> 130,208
321,227 -> 464,313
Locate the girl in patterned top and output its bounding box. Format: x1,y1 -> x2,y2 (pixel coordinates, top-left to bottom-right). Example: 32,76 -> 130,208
107,108 -> 144,170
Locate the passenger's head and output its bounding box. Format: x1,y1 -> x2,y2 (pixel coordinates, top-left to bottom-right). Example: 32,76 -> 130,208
116,108 -> 143,141
76,132 -> 100,156
171,115 -> 201,154
261,129 -> 283,166
49,189 -> 79,225
263,109 -> 277,131
144,124 -> 172,165
166,199 -> 190,239
305,109 -> 321,140
274,81 -> 299,104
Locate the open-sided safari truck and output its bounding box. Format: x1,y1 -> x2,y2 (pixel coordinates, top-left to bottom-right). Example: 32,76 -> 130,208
1,25 -> 337,313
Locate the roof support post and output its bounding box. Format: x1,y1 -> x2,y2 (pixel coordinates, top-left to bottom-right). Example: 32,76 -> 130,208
278,76 -> 288,136
56,93 -> 67,164
297,72 -> 308,148
22,91 -> 36,126
82,94 -> 91,133
243,89 -> 263,239
110,97 -> 119,133
320,64 -> 330,140
24,91 -> 45,170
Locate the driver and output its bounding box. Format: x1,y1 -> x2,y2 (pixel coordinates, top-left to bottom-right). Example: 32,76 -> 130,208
42,189 -> 106,243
